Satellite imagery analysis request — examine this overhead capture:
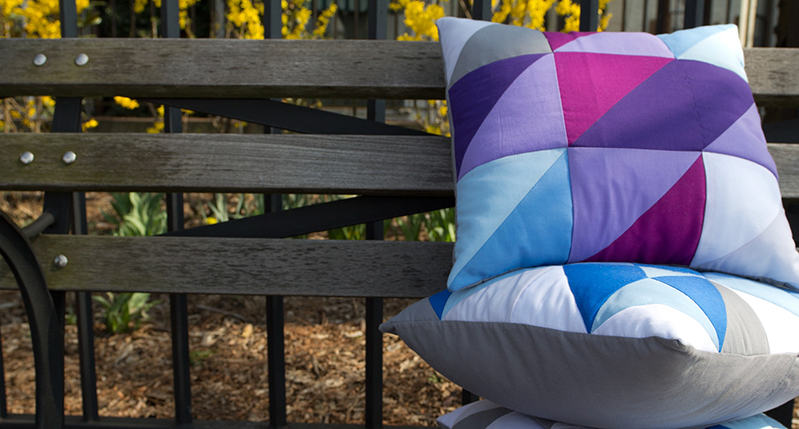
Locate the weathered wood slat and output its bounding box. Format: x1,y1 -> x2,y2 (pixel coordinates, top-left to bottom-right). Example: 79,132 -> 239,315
0,39 -> 445,100
767,143 -> 799,200
744,48 -> 799,107
1,39 -> 797,105
0,133 -> 453,195
4,134 -> 799,199
0,235 -> 452,298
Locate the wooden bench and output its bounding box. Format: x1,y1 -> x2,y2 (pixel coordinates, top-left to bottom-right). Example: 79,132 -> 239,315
2,14 -> 799,429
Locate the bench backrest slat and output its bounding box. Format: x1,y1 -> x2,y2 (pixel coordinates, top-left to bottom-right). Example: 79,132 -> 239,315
0,133 -> 452,195
0,236 -> 452,298
0,39 -> 445,100
4,135 -> 799,198
2,40 -> 798,104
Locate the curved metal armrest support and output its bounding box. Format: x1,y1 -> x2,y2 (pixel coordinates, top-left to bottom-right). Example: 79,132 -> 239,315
0,210 -> 64,429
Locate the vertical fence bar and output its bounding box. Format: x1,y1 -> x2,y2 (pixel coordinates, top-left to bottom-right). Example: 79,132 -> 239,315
160,1 -> 193,425
72,191 -> 99,422
621,0 -> 627,31
655,0 -> 670,33
212,0 -> 226,37
684,0 -> 704,28
0,330 -> 6,418
263,2 -> 288,427
765,402 -> 794,428
59,0 -> 78,38
266,294 -> 287,429
266,195 -> 286,429
365,1 -> 387,426
725,0 -> 733,27
75,291 -> 99,421
702,0 -> 712,26
471,0 -> 491,21
579,0 -> 599,31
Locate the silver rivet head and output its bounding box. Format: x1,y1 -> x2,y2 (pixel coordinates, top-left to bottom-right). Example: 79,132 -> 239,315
62,151 -> 77,165
19,151 -> 34,165
75,53 -> 89,66
54,255 -> 68,268
33,54 -> 47,66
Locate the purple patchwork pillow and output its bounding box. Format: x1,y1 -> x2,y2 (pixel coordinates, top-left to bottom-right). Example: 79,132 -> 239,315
438,18 -> 799,291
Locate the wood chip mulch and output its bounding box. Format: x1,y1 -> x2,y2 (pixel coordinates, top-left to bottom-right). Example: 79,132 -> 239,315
0,293 -> 461,426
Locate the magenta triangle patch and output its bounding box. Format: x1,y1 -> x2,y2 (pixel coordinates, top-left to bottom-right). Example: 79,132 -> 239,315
586,155 -> 706,264
554,52 -> 673,145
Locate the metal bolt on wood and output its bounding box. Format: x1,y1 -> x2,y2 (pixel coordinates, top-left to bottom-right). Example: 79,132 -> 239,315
19,152 -> 34,165
33,54 -> 47,66
74,53 -> 89,66
53,255 -> 68,268
62,151 -> 77,165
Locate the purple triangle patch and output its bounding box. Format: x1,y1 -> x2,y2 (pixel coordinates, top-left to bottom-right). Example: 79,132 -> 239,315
586,155 -> 706,264
448,53 -> 548,176
568,147 -> 701,263
573,60 -> 753,151
555,52 -> 672,145
703,103 -> 778,178
458,54 -> 567,180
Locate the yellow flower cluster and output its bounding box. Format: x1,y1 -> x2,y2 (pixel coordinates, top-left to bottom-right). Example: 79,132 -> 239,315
283,0 -> 312,39
226,0 -> 336,40
82,118 -> 98,131
114,96 -> 141,110
147,106 -> 166,134
391,0 -> 444,41
227,0 -> 265,39
492,0 -> 554,29
2,95 -> 57,132
311,3 -> 336,38
1,0 -> 89,38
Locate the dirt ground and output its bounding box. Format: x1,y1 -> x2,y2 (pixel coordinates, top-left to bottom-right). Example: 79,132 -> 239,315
0,291 -> 459,426
1,191 -> 798,428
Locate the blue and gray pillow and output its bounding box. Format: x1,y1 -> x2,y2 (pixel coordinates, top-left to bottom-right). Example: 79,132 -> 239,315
381,263 -> 799,428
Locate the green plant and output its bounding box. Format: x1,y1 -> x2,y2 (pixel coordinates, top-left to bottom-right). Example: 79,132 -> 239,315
101,192 -> 167,236
423,208 -> 456,242
92,292 -> 159,334
393,209 -> 456,242
96,192 -> 165,334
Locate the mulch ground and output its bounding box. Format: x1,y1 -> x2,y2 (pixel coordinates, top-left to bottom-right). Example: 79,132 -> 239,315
1,191 -> 798,427
0,292 -> 460,425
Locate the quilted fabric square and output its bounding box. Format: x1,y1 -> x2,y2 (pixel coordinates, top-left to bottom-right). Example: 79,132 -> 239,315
438,17 -> 799,291
438,401 -> 786,429
380,263 -> 799,428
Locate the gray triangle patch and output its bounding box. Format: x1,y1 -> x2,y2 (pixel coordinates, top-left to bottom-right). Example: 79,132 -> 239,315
449,24 -> 552,88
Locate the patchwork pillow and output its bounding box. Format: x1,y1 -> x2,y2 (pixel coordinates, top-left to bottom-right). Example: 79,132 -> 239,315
437,17 -> 799,291
380,263 -> 799,428
438,401 -> 787,429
